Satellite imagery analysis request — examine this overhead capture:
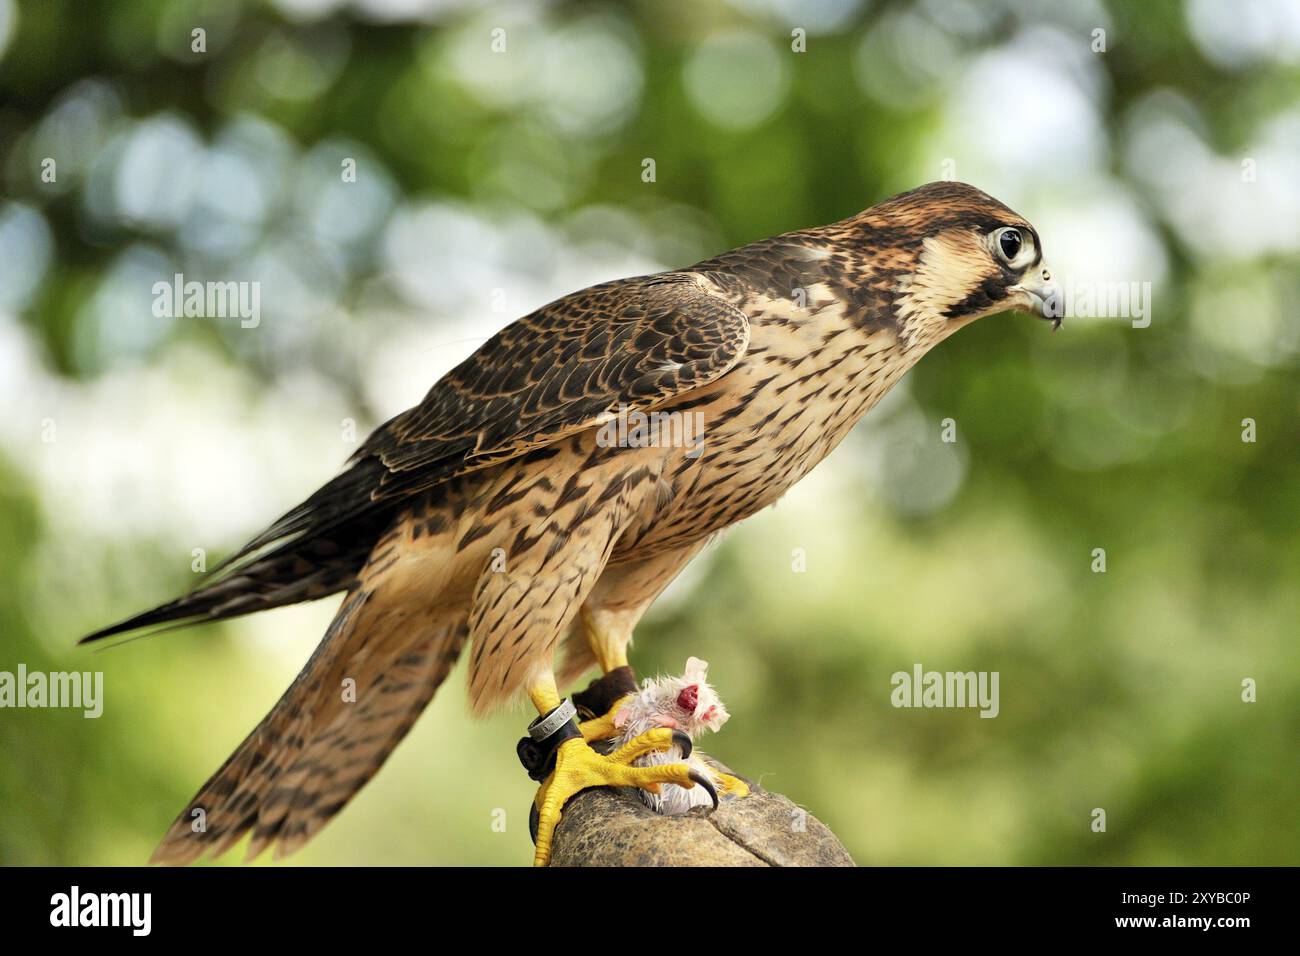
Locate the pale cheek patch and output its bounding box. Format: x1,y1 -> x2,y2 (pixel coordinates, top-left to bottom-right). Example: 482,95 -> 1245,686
893,230 -> 994,348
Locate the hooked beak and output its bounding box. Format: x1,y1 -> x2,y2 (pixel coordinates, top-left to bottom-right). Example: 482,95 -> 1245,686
1011,263 -> 1063,330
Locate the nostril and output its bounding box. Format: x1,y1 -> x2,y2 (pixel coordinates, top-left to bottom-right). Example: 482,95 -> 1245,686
1042,269 -> 1052,281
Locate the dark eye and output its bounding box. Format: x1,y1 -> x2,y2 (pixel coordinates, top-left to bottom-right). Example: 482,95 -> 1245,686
998,228 -> 1022,261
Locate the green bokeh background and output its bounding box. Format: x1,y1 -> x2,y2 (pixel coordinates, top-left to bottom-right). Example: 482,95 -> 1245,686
1,0 -> 1297,866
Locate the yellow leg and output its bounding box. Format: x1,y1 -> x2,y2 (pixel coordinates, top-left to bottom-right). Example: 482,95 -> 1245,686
527,675 -> 715,867
572,606 -> 636,741
579,605 -> 632,673
528,680 -> 562,714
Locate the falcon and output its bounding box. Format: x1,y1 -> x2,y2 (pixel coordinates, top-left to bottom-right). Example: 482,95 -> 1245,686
82,181 -> 1059,866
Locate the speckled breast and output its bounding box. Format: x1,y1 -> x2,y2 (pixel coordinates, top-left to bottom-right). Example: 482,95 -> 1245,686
612,305 -> 917,560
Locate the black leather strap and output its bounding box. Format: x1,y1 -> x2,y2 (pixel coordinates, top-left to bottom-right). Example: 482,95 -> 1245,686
516,701 -> 583,782
572,666 -> 639,721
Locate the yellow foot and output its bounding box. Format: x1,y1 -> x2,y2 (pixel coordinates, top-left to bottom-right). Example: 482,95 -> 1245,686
577,694 -> 634,743
531,729 -> 718,867
715,772 -> 751,798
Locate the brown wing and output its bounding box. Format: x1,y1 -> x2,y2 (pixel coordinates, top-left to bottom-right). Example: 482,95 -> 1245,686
361,271 -> 749,497
221,271 -> 749,565
80,270 -> 747,644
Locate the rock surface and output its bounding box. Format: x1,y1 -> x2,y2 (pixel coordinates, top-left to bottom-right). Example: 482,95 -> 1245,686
548,759 -> 855,867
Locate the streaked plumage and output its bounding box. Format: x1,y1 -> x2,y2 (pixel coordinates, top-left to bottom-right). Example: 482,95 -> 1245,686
82,181 -> 1056,863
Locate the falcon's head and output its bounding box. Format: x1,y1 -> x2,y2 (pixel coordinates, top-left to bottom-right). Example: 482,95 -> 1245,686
856,181 -> 1059,347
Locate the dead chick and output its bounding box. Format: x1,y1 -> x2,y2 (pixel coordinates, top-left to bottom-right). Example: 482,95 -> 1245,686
610,657 -> 735,814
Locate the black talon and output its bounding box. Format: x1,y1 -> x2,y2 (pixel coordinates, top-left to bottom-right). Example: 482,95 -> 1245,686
688,770 -> 720,811
529,802 -> 539,845
670,729 -> 693,759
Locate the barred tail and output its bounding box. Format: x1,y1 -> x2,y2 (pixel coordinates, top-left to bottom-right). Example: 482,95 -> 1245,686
150,589 -> 468,865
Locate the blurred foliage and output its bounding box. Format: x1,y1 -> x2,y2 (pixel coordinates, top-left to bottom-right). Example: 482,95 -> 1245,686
0,0 -> 1297,866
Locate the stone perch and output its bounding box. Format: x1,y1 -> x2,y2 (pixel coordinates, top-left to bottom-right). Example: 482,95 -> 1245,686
548,757 -> 855,867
